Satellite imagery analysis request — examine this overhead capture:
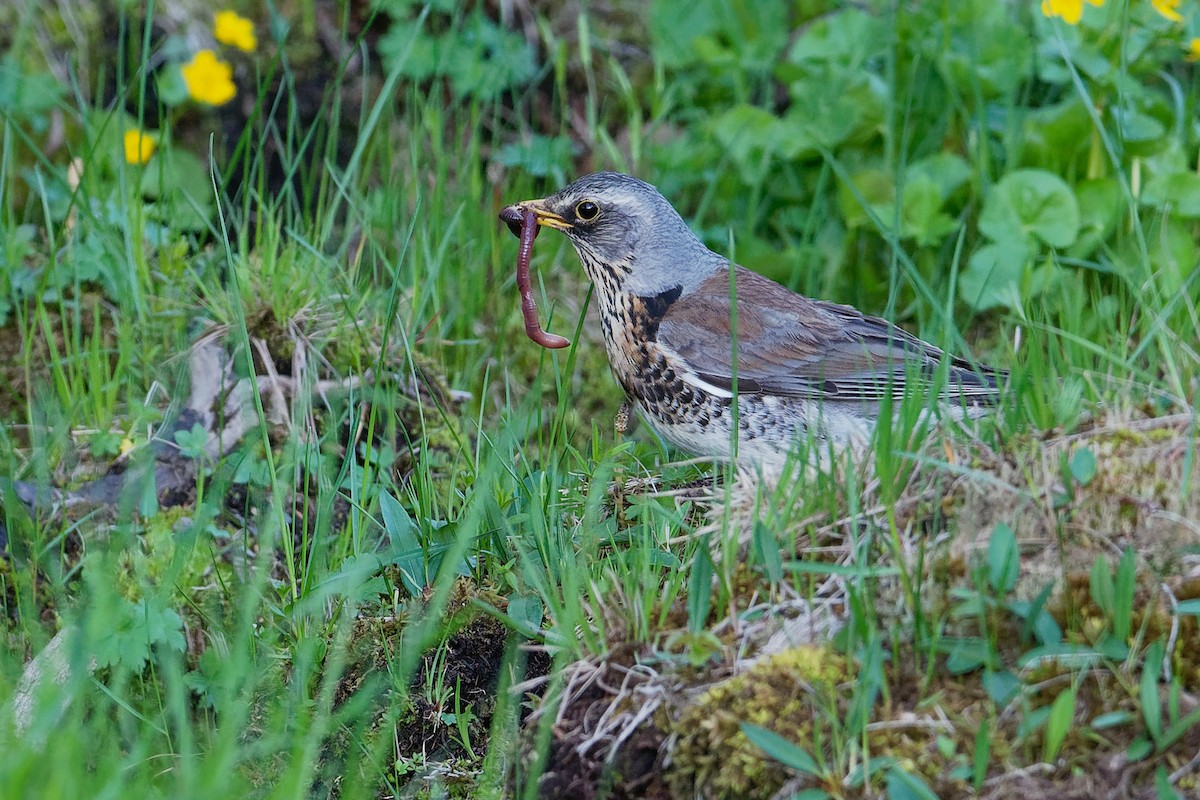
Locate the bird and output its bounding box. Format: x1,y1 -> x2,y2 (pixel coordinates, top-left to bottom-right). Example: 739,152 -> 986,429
499,172 -> 1004,467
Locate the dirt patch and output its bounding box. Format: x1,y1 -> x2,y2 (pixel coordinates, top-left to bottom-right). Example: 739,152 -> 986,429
331,580 -> 553,795
530,657 -> 672,800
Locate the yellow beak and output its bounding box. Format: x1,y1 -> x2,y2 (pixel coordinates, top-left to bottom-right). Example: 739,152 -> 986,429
499,200 -> 573,235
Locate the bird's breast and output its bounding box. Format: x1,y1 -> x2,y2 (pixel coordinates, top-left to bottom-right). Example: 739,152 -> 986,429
596,290 -> 669,390
596,290 -> 729,439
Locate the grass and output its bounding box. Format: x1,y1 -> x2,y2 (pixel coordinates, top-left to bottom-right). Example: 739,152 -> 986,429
1,1 -> 1199,798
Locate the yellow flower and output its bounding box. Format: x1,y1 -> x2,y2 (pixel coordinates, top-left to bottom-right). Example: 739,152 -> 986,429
1151,0 -> 1183,22
1040,0 -> 1104,24
1186,37 -> 1200,60
182,50 -> 237,106
214,10 -> 257,53
119,437 -> 135,456
123,129 -> 157,165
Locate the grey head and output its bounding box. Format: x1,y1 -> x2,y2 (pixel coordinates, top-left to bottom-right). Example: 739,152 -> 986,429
499,172 -> 725,296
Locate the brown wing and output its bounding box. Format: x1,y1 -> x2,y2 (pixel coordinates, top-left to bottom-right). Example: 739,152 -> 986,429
657,267 -> 1003,403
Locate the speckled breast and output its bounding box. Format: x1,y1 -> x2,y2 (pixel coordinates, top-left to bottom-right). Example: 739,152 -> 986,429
597,290 -> 746,453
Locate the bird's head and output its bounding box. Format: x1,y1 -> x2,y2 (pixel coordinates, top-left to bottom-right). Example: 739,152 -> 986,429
500,172 -> 723,296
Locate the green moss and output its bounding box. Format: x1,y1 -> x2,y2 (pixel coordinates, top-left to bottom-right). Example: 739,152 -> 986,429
668,646 -> 848,799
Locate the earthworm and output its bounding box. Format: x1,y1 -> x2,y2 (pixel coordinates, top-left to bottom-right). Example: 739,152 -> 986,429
510,207 -> 570,349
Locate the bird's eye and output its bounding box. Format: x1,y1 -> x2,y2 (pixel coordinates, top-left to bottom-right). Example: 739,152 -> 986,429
575,200 -> 600,221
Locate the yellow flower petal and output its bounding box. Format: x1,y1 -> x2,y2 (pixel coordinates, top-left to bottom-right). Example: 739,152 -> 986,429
123,129 -> 157,165
214,10 -> 258,53
1042,0 -> 1085,24
1041,0 -> 1104,23
181,49 -> 237,106
1187,37 -> 1200,61
119,437 -> 135,456
1151,0 -> 1183,22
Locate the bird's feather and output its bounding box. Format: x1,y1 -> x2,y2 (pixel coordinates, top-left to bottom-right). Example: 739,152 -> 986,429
657,267 -> 1003,404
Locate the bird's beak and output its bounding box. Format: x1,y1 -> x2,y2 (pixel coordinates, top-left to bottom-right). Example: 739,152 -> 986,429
498,200 -> 573,238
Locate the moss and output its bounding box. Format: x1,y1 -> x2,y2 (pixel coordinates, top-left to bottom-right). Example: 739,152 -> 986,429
1050,569 -> 1200,692
668,646 -> 849,799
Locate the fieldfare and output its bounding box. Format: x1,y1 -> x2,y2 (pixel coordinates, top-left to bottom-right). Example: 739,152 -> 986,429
500,172 -> 1003,466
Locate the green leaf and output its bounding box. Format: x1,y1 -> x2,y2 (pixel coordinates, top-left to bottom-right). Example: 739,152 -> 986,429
1071,178 -> 1123,257
1174,599 -> 1200,616
1090,555 -> 1115,617
1019,704 -> 1053,739
899,175 -> 959,247
506,594 -> 544,635
377,11 -> 537,101
1021,98 -> 1092,166
783,69 -> 884,154
94,597 -> 185,672
933,3 -> 1031,98
1158,704 -> 1200,751
643,548 -> 682,570
1143,217 -> 1200,295
839,168 -> 893,229
141,147 -> 214,232
380,490 -> 424,596
173,422 -> 210,459
1126,736 -> 1153,761
1069,448 -> 1097,486
1154,766 -> 1182,800
1108,105 -> 1165,146
793,791 -> 834,800
155,65 -> 189,106
89,429 -> 124,459
987,522 -> 1019,594
650,0 -> 789,72
959,240 -> 1031,312
884,766 -> 939,800
945,638 -> 996,674
1092,711 -> 1135,729
1141,640 -> 1164,741
752,520 -> 783,584
979,169 -> 1080,249
786,8 -> 885,70
377,20 -> 439,80
495,135 -> 575,184
907,152 -> 972,201
648,0 -> 724,67
305,553 -> 386,605
1141,172 -> 1200,218
739,722 -> 824,777
0,57 -> 65,119
1113,549 -> 1136,642
973,720 -> 990,789
442,14 -> 537,100
1010,582 -> 1062,646
687,545 -> 714,633
710,104 -> 788,172
1043,686 -> 1076,762
982,669 -> 1020,705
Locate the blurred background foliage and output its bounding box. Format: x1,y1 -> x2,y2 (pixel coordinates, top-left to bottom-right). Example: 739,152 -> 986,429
2,0 -> 1197,372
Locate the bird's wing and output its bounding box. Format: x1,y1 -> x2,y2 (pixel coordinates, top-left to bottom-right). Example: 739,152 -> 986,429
656,266 -> 1003,403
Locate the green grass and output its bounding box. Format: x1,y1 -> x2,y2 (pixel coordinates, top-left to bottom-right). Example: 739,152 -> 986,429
2,1 -> 1199,798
